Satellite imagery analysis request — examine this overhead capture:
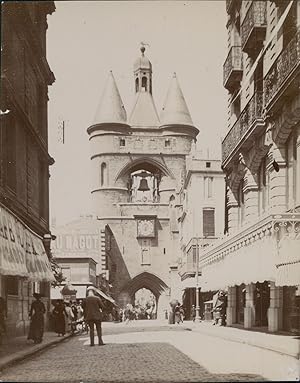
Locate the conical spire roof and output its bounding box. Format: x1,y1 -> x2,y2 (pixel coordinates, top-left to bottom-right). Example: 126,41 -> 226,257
160,73 -> 194,128
129,91 -> 160,127
93,71 -> 128,126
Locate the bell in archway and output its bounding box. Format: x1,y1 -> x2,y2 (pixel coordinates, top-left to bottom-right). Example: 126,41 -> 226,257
138,178 -> 150,191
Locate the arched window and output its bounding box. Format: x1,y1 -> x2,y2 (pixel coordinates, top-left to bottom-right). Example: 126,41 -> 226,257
135,77 -> 139,92
100,162 -> 107,186
142,76 -> 147,91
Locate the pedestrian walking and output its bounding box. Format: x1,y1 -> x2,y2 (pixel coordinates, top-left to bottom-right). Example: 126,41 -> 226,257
124,304 -> 132,324
191,305 -> 196,322
64,302 -> 75,333
84,286 -> 105,346
174,303 -> 181,324
179,305 -> 185,323
52,300 -> 67,336
27,293 -> 46,344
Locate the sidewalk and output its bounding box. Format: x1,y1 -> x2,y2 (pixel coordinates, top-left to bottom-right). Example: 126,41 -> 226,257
184,320 -> 300,360
0,332 -> 72,371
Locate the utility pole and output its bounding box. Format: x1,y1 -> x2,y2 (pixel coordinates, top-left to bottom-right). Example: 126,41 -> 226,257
195,237 -> 201,322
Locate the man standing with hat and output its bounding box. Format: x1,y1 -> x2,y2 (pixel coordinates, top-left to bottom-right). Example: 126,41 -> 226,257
84,286 -> 105,346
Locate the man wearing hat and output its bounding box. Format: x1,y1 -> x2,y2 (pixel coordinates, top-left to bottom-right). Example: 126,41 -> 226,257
84,286 -> 105,346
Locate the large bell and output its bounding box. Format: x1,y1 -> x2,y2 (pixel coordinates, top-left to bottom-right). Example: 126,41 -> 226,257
138,178 -> 150,191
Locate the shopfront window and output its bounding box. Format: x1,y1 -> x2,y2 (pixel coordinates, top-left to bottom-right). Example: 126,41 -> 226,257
6,276 -> 19,296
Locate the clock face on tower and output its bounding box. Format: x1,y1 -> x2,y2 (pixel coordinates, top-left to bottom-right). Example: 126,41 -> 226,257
137,219 -> 155,238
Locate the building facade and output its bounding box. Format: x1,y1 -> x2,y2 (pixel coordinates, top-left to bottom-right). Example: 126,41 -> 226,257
0,2 -> 55,336
51,215 -> 104,292
178,155 -> 225,318
87,47 -> 200,317
199,0 -> 300,333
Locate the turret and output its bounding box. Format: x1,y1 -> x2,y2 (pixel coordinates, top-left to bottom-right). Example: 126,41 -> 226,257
87,71 -> 130,135
129,46 -> 160,129
159,73 -> 199,139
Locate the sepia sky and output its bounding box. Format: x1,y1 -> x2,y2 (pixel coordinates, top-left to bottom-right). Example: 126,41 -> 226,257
47,1 -> 228,226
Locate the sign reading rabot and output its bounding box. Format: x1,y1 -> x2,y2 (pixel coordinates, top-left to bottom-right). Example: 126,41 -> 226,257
52,234 -> 101,256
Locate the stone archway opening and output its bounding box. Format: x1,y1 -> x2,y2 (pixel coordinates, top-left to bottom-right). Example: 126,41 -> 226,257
118,272 -> 170,320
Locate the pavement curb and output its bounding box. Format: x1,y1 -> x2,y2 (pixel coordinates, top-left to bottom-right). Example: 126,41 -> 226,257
0,334 -> 73,372
188,325 -> 300,360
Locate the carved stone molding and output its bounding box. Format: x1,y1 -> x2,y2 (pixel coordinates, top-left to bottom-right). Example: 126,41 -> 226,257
272,93 -> 300,145
199,213 -> 300,269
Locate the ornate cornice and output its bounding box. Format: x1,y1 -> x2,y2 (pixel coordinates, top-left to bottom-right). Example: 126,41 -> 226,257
199,213 -> 300,269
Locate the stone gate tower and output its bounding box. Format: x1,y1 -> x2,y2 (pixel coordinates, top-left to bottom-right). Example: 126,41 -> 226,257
87,47 -> 199,317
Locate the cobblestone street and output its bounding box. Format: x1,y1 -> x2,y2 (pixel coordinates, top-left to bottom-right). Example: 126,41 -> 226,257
0,323 -> 268,382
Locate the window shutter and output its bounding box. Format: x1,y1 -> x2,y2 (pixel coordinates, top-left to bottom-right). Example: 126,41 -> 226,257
203,209 -> 215,237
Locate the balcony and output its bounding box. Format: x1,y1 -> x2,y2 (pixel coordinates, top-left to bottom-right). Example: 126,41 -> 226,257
178,262 -> 197,280
222,91 -> 264,165
199,213 -> 300,291
223,46 -> 243,91
241,1 -> 267,55
226,0 -> 242,14
264,28 -> 300,110
179,237 -> 217,280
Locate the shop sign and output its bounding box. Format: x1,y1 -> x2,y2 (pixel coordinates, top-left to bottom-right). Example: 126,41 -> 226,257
0,205 -> 54,281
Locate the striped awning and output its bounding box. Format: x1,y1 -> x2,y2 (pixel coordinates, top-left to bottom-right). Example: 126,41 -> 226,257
0,205 -> 54,282
275,232 -> 300,286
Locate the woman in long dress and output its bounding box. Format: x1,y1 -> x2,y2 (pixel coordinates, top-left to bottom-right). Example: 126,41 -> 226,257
27,293 -> 46,344
52,300 -> 67,336
64,302 -> 74,333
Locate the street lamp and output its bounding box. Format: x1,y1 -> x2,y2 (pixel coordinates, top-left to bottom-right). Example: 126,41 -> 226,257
194,237 -> 201,323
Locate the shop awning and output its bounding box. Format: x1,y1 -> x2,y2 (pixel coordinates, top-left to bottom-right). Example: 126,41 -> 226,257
93,287 -> 116,304
201,235 -> 277,292
275,232 -> 300,286
0,205 -> 54,282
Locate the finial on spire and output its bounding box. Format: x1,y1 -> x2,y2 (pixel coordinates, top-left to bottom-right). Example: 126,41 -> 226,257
173,72 -> 177,78
140,41 -> 150,55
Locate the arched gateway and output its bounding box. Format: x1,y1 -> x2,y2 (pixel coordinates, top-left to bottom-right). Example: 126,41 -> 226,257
118,272 -> 170,319
87,47 -> 198,317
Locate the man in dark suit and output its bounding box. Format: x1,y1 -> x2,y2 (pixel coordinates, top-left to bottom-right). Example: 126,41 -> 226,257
84,286 -> 105,346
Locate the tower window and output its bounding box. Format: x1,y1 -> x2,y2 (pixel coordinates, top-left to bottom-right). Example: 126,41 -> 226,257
120,138 -> 125,147
100,162 -> 107,186
142,76 -> 147,91
206,162 -> 211,168
135,78 -> 139,93
165,139 -> 171,147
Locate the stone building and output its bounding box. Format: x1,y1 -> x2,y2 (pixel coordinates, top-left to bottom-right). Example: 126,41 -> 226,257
199,0 -> 300,333
0,2 -> 55,336
178,155 -> 225,318
87,47 -> 200,317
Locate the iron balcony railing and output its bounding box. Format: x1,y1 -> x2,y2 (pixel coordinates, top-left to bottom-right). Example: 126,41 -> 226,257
241,1 -> 267,52
223,46 -> 243,89
264,28 -> 300,108
222,91 -> 264,163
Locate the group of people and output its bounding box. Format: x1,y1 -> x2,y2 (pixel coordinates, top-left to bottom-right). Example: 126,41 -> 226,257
118,303 -> 156,324
51,299 -> 84,336
25,286 -> 106,346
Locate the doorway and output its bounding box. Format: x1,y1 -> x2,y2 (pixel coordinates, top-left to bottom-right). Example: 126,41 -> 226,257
254,281 -> 270,327
236,284 -> 245,324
